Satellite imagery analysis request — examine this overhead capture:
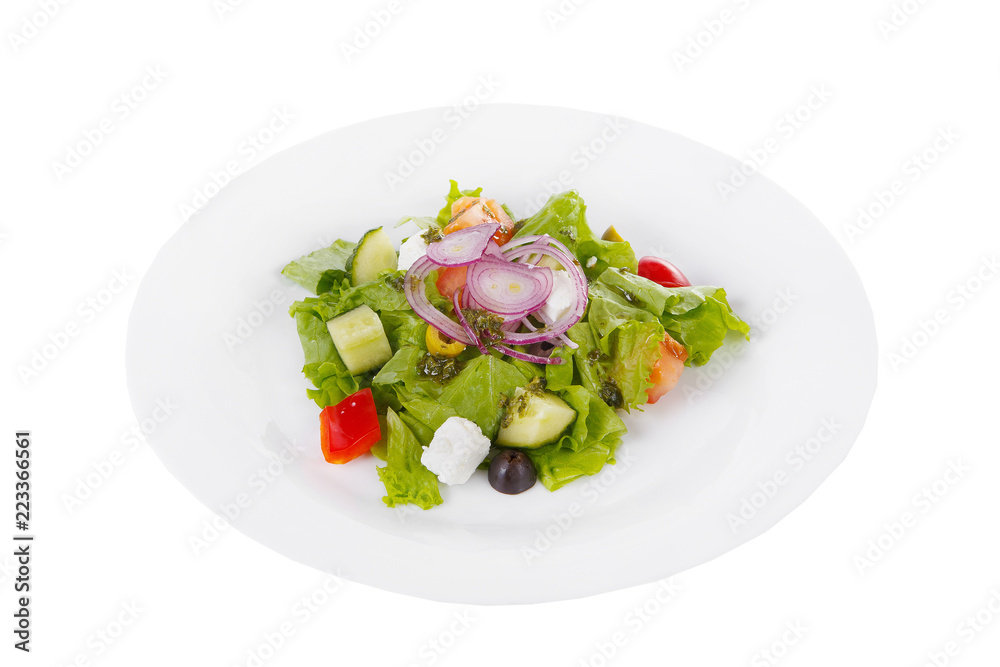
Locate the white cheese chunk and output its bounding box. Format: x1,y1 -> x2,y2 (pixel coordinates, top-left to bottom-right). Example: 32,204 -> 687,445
397,234 -> 429,272
539,269 -> 576,323
420,416 -> 491,485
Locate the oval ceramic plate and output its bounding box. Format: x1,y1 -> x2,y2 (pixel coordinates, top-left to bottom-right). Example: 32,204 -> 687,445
127,104 -> 876,604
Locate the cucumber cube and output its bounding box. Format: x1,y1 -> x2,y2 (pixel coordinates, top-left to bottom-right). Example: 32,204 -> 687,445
496,388 -> 577,449
326,305 -> 392,376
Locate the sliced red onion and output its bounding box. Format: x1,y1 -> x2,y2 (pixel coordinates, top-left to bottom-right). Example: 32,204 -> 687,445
500,235 -> 555,250
453,287 -> 487,354
552,331 -> 577,348
425,223 -> 500,267
403,256 -> 472,345
515,314 -> 576,348
496,343 -> 565,365
467,258 -> 554,318
502,234 -> 576,258
405,232 -> 589,350
503,243 -> 575,266
502,312 -> 583,345
501,237 -> 551,265
498,236 -> 588,344
483,239 -> 504,260
536,312 -> 579,349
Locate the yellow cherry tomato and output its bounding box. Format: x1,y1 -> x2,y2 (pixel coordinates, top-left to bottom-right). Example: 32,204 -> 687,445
425,325 -> 466,358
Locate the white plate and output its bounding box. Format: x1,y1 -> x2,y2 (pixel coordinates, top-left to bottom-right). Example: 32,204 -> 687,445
127,104 -> 876,604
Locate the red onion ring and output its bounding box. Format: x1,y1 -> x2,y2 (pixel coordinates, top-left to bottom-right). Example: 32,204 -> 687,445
403,256 -> 473,345
403,231 -> 589,351
496,343 -> 565,365
453,286 -> 487,354
466,257 -> 554,318
499,236 -> 588,344
482,239 -> 505,260
536,312 -> 579,349
425,223 -> 500,267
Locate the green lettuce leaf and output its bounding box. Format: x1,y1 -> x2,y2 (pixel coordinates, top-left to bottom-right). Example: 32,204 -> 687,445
397,397 -> 461,433
502,356 -> 544,383
376,408 -> 442,509
289,271 -> 409,323
281,240 -> 357,295
395,355 -> 526,439
436,180 -> 483,226
659,290 -> 750,366
549,321 -> 662,412
589,269 -> 750,366
562,323 -> 602,397
603,320 -> 665,411
378,310 -> 427,350
398,411 -> 437,447
292,311 -> 362,407
395,216 -> 439,231
577,238 -> 639,283
436,355 -> 526,438
372,345 -> 444,408
288,272 -> 415,408
515,190 -> 591,249
514,191 -> 637,280
544,343 -> 576,392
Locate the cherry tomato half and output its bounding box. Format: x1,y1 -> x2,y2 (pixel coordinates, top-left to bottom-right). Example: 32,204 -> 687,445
443,198 -> 516,247
435,266 -> 468,300
637,256 -> 691,288
646,334 -> 689,404
491,225 -> 516,246
320,388 -> 381,464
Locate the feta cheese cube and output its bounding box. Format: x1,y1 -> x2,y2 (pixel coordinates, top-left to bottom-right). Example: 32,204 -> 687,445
397,234 -> 429,272
539,269 -> 576,323
420,416 -> 491,485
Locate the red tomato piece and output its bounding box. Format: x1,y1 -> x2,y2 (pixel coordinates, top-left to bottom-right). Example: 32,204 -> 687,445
443,198 -> 516,247
638,256 -> 691,288
492,225 -> 515,246
319,388 -> 381,464
646,334 -> 689,404
435,266 -> 468,300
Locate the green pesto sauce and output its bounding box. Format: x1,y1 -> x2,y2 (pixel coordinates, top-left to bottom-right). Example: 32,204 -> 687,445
599,379 -> 624,409
500,377 -> 547,428
386,273 -> 405,291
417,353 -> 464,385
461,309 -> 506,347
421,227 -> 445,244
587,348 -> 608,366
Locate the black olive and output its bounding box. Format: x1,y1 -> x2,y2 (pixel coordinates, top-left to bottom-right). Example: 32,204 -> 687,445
488,450 -> 537,495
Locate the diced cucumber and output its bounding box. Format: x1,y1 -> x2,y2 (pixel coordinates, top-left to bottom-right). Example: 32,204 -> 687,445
495,388 -> 576,449
346,227 -> 397,285
326,305 -> 393,375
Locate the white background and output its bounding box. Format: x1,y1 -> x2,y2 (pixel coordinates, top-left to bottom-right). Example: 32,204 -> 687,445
4,0 -> 1000,665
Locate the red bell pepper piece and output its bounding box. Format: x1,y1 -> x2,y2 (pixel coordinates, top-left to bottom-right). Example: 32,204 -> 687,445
320,388 -> 381,464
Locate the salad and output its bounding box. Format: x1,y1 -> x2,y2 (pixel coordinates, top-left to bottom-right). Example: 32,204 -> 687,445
282,182 -> 750,509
